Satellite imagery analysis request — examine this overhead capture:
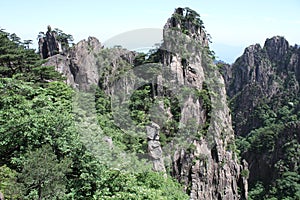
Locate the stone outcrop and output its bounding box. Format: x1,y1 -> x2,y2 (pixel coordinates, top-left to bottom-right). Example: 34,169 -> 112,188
68,37 -> 102,91
38,25 -> 59,59
146,122 -> 166,172
44,36 -> 103,91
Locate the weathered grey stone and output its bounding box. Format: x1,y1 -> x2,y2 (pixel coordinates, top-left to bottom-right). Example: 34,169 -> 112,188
38,25 -> 59,59
69,37 -> 102,91
44,36 -> 103,91
43,54 -> 76,87
147,122 -> 166,172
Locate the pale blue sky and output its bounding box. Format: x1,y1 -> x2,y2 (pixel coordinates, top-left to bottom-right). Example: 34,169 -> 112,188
1,0 -> 299,63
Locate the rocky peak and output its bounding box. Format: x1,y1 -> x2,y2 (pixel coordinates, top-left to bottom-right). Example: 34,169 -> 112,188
244,44 -> 263,60
38,25 -> 59,59
161,7 -> 248,199
264,36 -> 289,63
227,36 -> 298,104
223,36 -> 300,196
228,43 -> 272,98
43,36 -> 103,91
70,37 -> 102,91
164,7 -> 208,46
76,36 -> 102,52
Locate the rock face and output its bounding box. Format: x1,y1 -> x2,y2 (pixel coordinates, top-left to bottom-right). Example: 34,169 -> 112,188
223,36 -> 300,185
146,122 -> 166,172
44,37 -> 102,91
69,37 -> 102,91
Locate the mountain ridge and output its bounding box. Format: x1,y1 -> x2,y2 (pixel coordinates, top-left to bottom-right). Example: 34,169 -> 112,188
221,35 -> 300,199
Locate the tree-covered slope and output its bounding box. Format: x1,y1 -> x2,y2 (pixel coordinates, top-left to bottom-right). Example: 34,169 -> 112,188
0,29 -> 189,199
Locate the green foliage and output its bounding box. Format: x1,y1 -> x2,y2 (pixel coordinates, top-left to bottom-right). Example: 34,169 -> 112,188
196,83 -> 212,112
241,169 -> 249,178
248,182 -> 266,200
248,125 -> 280,153
171,7 -> 205,36
133,52 -> 147,66
129,85 -> 152,124
65,148 -> 105,199
274,171 -> 300,200
0,165 -> 23,199
53,28 -> 74,47
0,79 -> 76,166
97,170 -> 189,199
249,172 -> 300,200
19,145 -> 71,199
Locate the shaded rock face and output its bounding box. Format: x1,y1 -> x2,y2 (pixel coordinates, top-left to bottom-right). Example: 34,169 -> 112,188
223,36 -> 300,185
39,26 -> 59,59
226,36 -> 300,136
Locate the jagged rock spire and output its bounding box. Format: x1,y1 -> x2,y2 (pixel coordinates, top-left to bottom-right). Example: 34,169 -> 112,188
162,7 -> 248,199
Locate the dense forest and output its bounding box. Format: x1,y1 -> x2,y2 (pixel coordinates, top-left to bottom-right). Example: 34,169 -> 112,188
0,7 -> 299,200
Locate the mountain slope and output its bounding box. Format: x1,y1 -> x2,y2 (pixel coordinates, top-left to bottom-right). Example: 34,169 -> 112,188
223,36 -> 300,199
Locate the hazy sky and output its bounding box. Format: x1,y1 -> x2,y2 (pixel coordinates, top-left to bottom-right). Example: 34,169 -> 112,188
1,0 -> 299,63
